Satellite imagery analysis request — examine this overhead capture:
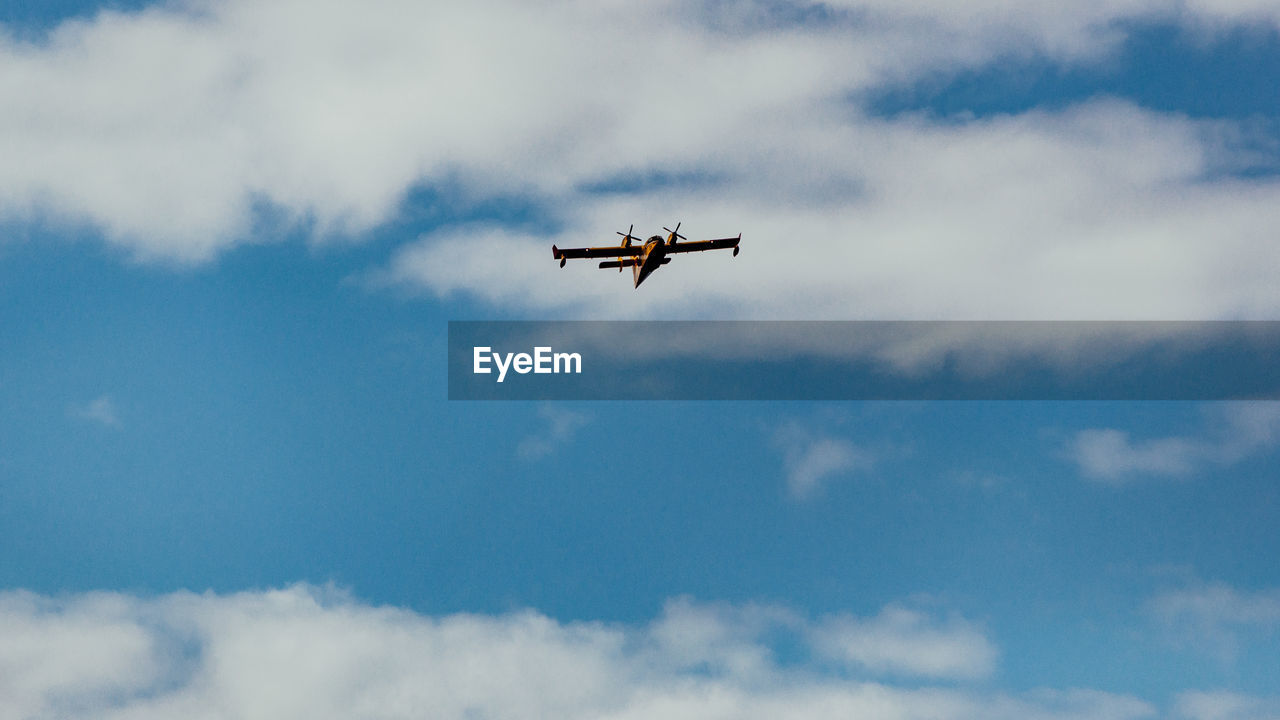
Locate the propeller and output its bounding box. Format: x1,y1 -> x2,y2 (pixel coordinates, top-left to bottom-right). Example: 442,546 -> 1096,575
616,224 -> 638,247
663,222 -> 686,244
609,224 -> 638,272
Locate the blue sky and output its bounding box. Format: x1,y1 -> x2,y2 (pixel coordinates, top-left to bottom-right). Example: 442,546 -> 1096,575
2,1 -> 1280,718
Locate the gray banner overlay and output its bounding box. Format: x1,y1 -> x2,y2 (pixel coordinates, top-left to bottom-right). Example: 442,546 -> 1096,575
448,321 -> 1280,400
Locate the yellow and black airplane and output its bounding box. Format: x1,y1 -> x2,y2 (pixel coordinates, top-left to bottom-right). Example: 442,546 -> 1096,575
552,223 -> 741,288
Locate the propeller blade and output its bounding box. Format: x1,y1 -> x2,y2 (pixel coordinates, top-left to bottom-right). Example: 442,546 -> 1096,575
616,223 -> 637,246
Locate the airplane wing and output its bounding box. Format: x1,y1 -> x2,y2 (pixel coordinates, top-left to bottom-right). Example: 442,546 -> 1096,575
665,234 -> 741,254
552,244 -> 644,260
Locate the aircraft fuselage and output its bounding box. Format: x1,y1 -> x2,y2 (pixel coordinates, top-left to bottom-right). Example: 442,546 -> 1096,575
633,236 -> 668,288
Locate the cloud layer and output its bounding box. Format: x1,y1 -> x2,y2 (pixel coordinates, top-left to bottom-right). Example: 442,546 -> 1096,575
5,1 -> 1280,317
0,585 -> 1155,720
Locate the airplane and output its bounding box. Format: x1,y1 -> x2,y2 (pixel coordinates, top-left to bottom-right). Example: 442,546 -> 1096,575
551,222 -> 741,288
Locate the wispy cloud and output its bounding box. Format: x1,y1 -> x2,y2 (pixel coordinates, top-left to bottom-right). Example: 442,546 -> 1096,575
1175,690 -> 1280,720
0,585 -> 1157,720
1069,429 -> 1199,480
1064,403 -> 1280,483
70,395 -> 121,428
516,404 -> 591,460
772,421 -> 873,499
1150,580 -> 1280,662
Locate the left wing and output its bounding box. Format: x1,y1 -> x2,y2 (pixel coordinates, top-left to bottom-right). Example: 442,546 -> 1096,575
665,233 -> 741,255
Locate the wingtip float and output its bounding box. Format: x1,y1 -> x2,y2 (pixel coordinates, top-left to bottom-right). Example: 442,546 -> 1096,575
552,222 -> 741,288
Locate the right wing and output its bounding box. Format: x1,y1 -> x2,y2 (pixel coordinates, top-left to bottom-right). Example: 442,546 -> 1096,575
553,244 -> 644,260
665,234 -> 741,254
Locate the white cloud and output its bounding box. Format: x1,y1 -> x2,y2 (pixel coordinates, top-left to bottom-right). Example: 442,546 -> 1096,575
810,604 -> 999,680
71,394 -> 121,428
1065,402 -> 1280,482
773,421 -> 873,499
397,99 -> 1280,320
0,590 -> 159,719
1069,428 -> 1199,480
4,2 -> 1280,319
643,597 -> 798,680
1175,691 -> 1280,720
646,596 -> 996,681
0,584 -> 1161,720
1150,581 -> 1280,659
1214,402 -> 1280,461
516,404 -> 591,459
